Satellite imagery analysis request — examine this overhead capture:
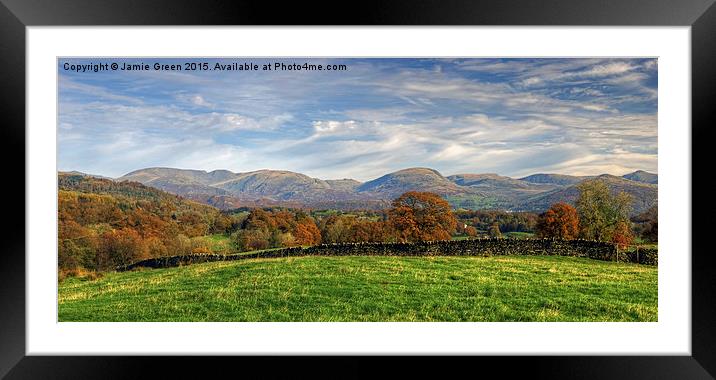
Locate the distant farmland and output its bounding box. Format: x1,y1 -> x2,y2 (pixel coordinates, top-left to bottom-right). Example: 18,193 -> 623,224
59,255 -> 657,322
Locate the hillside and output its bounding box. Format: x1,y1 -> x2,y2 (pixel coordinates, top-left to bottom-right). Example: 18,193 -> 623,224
519,173 -> 587,186
59,255 -> 657,322
120,167 -> 374,209
622,170 -> 658,184
447,173 -> 559,208
357,168 -> 468,198
58,172 -> 230,271
115,167 -> 657,213
520,174 -> 658,214
215,170 -> 357,202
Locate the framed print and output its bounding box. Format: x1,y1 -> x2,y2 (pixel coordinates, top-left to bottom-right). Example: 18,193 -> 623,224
3,0 -> 716,378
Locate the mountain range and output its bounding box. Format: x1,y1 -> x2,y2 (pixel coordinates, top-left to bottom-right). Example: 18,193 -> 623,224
101,167 -> 658,214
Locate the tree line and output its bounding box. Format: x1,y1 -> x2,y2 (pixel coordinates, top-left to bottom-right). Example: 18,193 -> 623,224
58,174 -> 236,273
58,175 -> 460,276
535,179 -> 657,248
232,191 -> 457,250
58,174 -> 656,278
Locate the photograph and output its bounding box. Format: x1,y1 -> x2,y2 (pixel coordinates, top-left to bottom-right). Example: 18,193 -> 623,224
57,57 -> 659,322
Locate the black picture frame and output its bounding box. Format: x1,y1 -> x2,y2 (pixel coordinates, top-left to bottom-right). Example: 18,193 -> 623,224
2,0 -> 714,378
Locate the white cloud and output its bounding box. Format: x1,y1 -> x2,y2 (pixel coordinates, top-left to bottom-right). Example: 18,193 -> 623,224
312,120 -> 358,134
190,95 -> 212,107
58,58 -> 657,181
577,62 -> 636,77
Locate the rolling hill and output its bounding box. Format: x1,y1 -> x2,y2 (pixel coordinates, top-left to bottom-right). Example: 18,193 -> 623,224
519,173 -> 587,186
519,174 -> 658,214
622,170 -> 658,184
447,173 -> 560,208
114,167 -> 657,214
58,171 -> 222,219
357,168 -> 467,198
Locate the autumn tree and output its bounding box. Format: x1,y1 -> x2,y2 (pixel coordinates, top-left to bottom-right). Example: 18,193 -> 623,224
575,179 -> 633,242
165,234 -> 192,256
233,208 -> 322,250
234,209 -> 275,250
145,236 -> 168,258
241,209 -> 277,231
235,228 -> 271,251
455,222 -> 478,237
320,215 -> 393,243
388,191 -> 457,242
536,202 -> 580,239
58,174 -> 236,275
97,228 -> 148,270
190,236 -> 212,254
349,220 -> 393,243
58,220 -> 99,270
293,218 -> 322,246
611,220 -> 634,249
464,225 -> 478,237
213,214 -> 234,234
487,222 -> 502,238
319,215 -> 357,244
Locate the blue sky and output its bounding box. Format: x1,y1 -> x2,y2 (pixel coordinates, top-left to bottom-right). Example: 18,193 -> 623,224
58,58 -> 657,181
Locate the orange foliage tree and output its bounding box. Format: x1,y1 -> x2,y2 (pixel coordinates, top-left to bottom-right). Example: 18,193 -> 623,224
536,202 -> 580,240
235,208 -> 322,250
388,191 -> 457,242
348,220 -> 393,243
293,219 -> 322,246
96,228 -> 149,270
611,220 -> 634,249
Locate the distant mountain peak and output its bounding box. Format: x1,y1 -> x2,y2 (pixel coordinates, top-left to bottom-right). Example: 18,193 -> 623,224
392,167 -> 446,176
109,166 -> 657,214
59,171 -> 114,180
518,173 -> 586,186
622,170 -> 658,184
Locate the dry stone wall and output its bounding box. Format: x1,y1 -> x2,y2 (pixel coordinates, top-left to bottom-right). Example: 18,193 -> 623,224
117,238 -> 657,271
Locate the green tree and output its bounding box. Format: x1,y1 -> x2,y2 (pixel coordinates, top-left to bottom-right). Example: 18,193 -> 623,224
575,180 -> 633,242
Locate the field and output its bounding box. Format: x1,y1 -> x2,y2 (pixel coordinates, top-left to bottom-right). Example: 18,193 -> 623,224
503,231 -> 536,239
58,255 -> 657,322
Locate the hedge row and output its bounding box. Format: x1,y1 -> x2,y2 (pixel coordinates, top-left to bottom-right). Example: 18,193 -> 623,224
117,238 -> 657,271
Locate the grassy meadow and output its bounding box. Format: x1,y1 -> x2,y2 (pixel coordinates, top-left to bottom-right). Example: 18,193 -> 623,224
58,255 -> 657,322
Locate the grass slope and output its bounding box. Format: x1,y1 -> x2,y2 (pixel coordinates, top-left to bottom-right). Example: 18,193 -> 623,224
59,255 -> 657,322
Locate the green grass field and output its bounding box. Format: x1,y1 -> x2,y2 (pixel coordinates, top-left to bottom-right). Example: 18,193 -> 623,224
58,255 -> 657,322
503,231 -> 536,239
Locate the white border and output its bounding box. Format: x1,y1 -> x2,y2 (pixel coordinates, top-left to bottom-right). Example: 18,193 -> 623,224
27,27 -> 691,355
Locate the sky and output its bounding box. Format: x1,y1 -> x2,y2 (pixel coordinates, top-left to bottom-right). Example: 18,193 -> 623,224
58,58 -> 657,181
